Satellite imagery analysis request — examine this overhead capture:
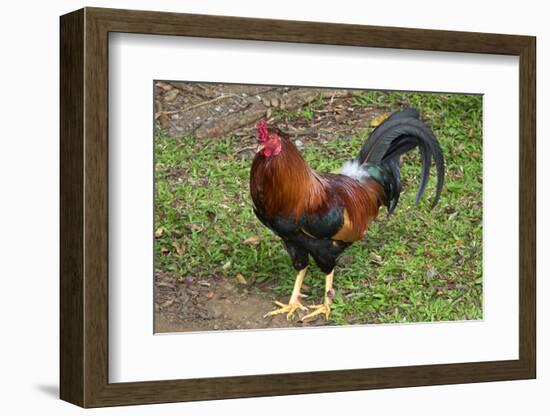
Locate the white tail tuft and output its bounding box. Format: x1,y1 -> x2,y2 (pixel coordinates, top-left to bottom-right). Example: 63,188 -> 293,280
340,159 -> 370,182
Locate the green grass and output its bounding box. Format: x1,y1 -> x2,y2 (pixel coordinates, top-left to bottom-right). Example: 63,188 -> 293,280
154,90 -> 483,325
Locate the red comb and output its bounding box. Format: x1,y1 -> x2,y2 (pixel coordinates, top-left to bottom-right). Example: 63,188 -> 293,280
257,119 -> 268,142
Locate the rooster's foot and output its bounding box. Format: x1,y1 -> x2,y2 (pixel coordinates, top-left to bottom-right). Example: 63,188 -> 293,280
264,298 -> 308,320
301,302 -> 331,322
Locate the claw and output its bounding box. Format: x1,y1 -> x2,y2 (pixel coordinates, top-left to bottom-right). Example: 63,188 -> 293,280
301,303 -> 331,322
264,268 -> 309,320
264,299 -> 308,320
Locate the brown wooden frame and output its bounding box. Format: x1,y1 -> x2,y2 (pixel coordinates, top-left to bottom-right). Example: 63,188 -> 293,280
60,7 -> 536,408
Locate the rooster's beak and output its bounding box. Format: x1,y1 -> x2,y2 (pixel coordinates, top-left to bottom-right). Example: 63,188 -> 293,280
257,144 -> 265,153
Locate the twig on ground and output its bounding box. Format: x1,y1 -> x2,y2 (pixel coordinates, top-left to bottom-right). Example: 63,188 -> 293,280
164,94 -> 247,115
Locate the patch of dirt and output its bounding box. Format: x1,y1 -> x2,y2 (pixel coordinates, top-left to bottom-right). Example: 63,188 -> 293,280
154,270 -> 327,333
154,81 -> 389,144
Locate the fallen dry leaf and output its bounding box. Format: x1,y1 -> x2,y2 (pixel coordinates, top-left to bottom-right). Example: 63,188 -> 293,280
370,112 -> 390,127
159,111 -> 170,129
236,273 -> 247,285
154,227 -> 164,238
190,224 -> 204,233
163,89 -> 179,102
369,253 -> 383,264
160,299 -> 175,309
222,260 -> 232,270
242,235 -> 261,245
155,81 -> 173,91
171,241 -> 186,255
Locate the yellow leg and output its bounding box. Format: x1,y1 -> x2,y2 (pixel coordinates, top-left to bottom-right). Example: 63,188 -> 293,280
264,267 -> 308,320
301,270 -> 334,322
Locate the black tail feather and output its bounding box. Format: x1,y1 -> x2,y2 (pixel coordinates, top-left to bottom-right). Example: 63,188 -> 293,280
359,109 -> 444,214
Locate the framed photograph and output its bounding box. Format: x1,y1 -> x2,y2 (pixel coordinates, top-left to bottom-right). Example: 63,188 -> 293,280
60,7 -> 536,408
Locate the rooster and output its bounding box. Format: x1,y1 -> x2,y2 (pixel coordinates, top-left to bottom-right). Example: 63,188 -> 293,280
249,108 -> 444,321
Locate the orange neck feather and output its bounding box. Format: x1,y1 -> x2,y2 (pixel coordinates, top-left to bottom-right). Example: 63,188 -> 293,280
250,138 -> 326,219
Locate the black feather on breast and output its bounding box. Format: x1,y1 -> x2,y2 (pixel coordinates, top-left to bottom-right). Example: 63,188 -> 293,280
299,206 -> 344,239
253,203 -> 345,241
253,206 -> 301,237
253,204 -> 351,273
